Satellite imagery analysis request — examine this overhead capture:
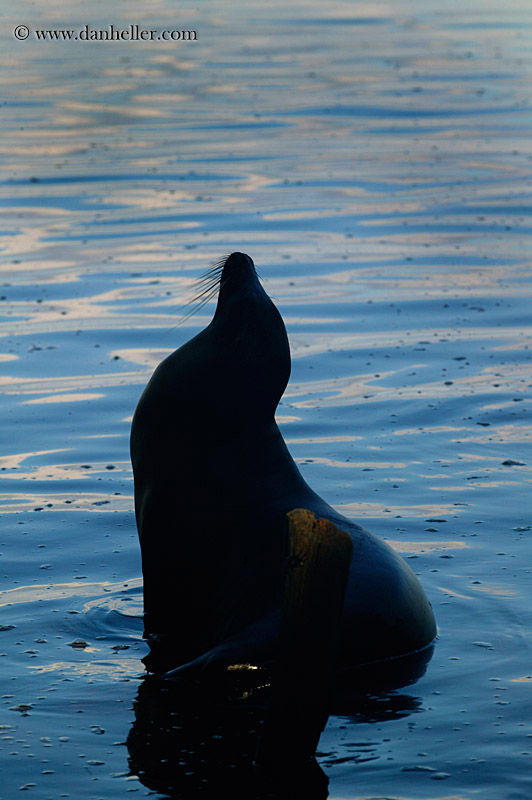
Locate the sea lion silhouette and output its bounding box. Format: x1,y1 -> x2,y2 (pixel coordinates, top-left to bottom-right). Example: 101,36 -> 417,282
130,252 -> 436,676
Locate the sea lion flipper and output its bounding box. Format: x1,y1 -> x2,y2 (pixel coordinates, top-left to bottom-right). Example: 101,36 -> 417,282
283,508 -> 353,641
256,510 -> 353,767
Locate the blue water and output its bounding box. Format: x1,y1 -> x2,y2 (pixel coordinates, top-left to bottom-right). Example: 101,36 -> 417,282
1,1 -> 531,798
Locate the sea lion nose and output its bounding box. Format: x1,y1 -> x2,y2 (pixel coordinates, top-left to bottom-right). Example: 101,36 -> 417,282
224,252 -> 255,270
220,252 -> 257,281
217,252 -> 261,303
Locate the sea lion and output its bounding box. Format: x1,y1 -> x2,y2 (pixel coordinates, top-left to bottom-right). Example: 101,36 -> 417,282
130,252 -> 436,676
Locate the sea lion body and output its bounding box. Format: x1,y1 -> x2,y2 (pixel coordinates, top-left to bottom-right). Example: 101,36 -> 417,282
131,253 -> 436,675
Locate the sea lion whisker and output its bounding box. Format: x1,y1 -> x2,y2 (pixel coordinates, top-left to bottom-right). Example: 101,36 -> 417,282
174,259 -> 230,326
201,261 -> 226,278
189,280 -> 221,301
176,290 -> 220,325
194,270 -> 221,288
181,253 -> 258,322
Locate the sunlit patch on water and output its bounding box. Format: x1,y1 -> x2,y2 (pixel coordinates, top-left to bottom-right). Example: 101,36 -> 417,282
0,370 -> 147,394
0,459 -> 130,480
0,448 -> 69,469
467,583 -> 518,597
109,347 -> 173,367
24,392 -> 104,404
0,578 -> 142,607
286,434 -> 363,444
454,425 -> 532,444
287,362 -> 532,407
28,658 -> 143,679
296,456 -> 412,469
0,493 -> 132,513
338,501 -> 466,518
437,586 -> 476,601
386,540 -> 469,554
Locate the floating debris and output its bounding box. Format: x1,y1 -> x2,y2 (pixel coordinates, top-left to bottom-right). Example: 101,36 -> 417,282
67,639 -> 89,649
9,703 -> 33,715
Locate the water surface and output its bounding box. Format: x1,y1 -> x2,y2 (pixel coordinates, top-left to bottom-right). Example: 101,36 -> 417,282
1,1 -> 531,798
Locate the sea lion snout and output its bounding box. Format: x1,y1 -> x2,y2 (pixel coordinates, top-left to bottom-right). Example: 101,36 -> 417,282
222,251 -> 255,274
216,252 -> 263,308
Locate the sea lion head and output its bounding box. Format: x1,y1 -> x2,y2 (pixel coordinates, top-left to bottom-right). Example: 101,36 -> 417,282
133,253 -> 291,460
206,252 -> 291,424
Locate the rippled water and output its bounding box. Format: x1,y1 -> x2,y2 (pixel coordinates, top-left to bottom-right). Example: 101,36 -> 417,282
1,1 -> 531,798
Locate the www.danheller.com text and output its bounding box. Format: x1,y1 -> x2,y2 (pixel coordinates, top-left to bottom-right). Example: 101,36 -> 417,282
13,24 -> 198,42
